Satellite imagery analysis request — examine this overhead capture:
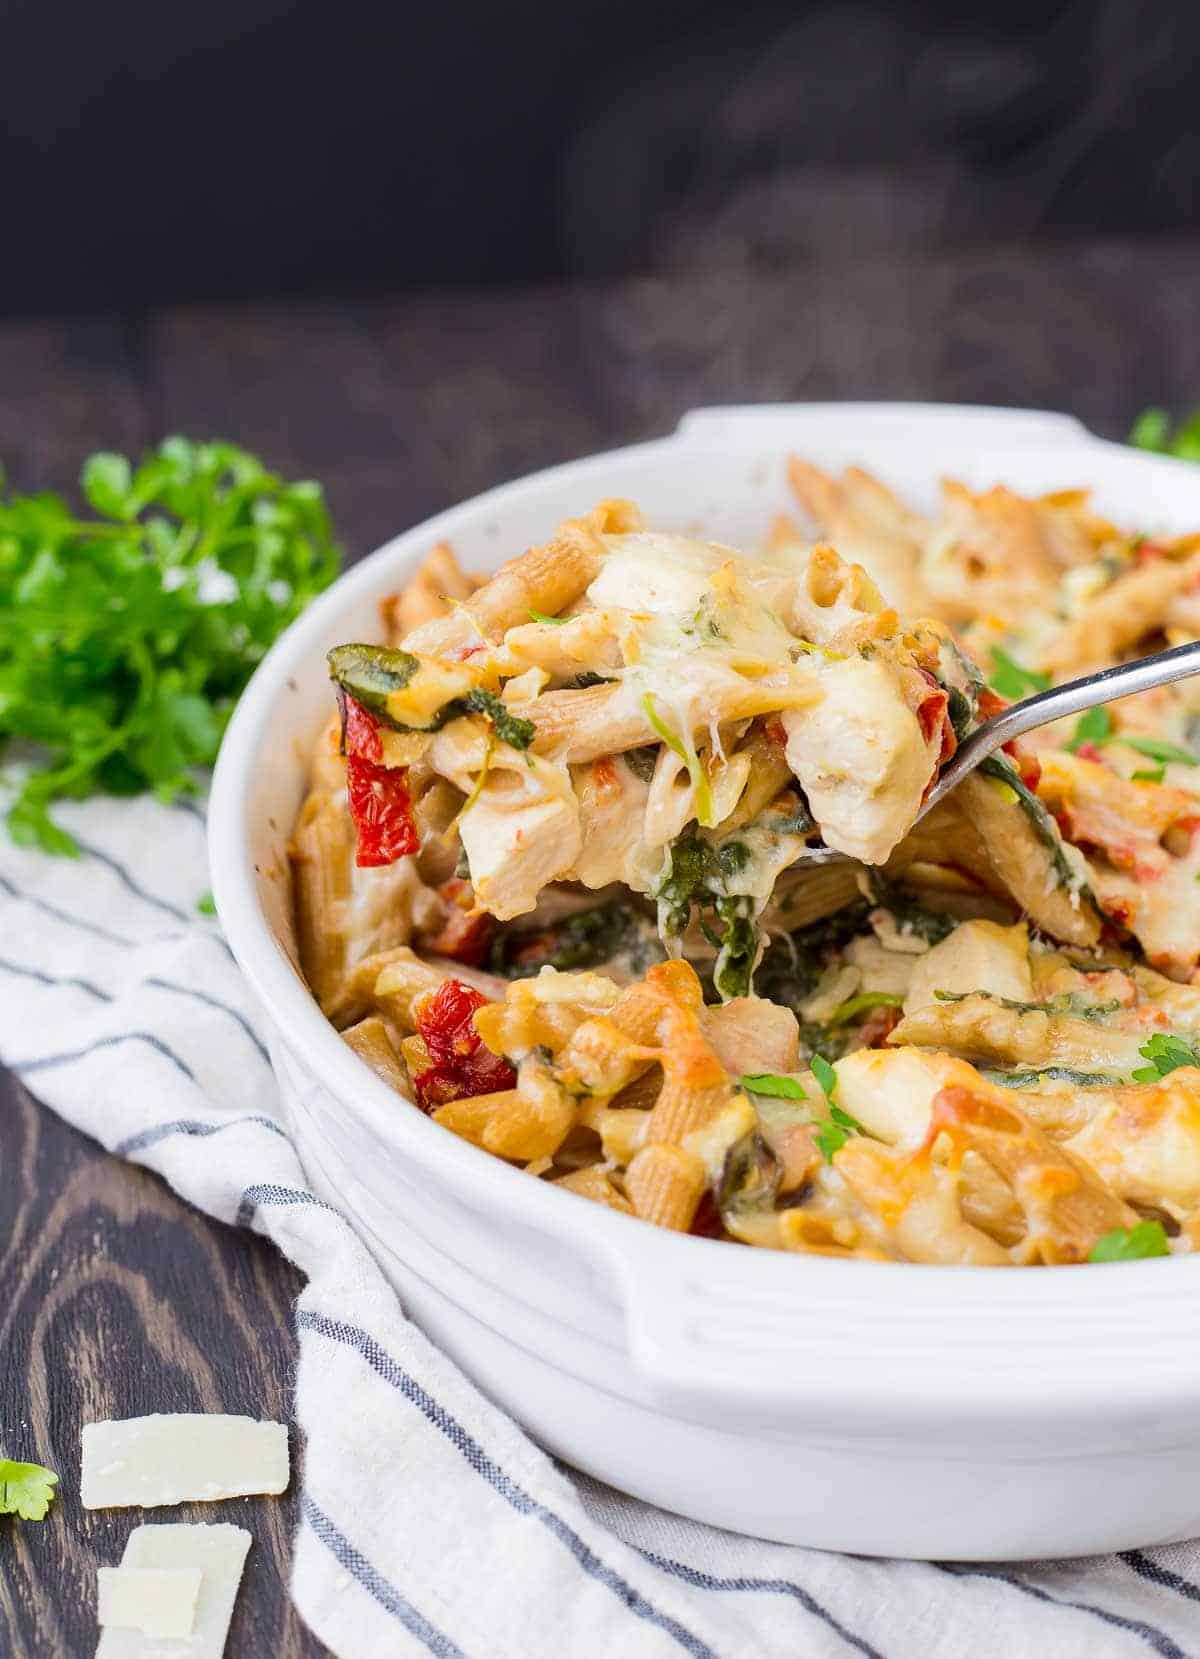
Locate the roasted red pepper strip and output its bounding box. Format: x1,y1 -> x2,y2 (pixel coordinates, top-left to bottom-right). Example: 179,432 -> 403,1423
340,693 -> 418,867
411,979 -> 516,1110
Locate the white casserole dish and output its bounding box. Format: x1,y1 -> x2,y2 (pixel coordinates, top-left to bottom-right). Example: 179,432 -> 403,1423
209,402 -> 1200,1560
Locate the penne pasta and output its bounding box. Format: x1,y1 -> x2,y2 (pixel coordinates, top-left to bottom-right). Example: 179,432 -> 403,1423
291,470 -> 1200,1265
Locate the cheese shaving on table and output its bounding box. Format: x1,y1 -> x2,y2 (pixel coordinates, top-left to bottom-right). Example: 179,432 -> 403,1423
95,1525 -> 250,1659
97,1568 -> 203,1640
81,1414 -> 289,1509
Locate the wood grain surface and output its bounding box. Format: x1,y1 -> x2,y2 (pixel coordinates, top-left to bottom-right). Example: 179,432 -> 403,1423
2,238 -> 1199,1655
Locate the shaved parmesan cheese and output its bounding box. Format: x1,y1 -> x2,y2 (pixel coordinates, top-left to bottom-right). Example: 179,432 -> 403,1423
96,1525 -> 250,1659
81,1415 -> 289,1509
98,1567 -> 202,1639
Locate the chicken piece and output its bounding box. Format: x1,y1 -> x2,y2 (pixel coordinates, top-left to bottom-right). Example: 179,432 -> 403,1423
699,996 -> 801,1077
903,920 -> 1032,1014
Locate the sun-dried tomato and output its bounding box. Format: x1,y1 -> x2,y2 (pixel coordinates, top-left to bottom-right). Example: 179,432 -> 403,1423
342,693 -> 383,762
346,754 -> 419,867
340,694 -> 419,868
411,979 -> 516,1110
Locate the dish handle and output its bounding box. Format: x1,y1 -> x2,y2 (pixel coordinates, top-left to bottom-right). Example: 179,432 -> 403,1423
674,401 -> 1091,448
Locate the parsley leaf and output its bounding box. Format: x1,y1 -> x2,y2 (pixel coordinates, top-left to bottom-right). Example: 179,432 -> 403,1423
811,1053 -> 838,1104
808,1055 -> 863,1160
1130,407 -> 1200,462
826,991 -> 903,1028
1122,735 -> 1197,767
528,609 -> 567,625
988,647 -> 1050,701
1088,1220 -> 1170,1263
1131,1032 -> 1200,1082
0,1459 -> 59,1521
741,1072 -> 807,1099
196,890 -> 217,917
1065,707 -> 1113,753
0,439 -> 340,854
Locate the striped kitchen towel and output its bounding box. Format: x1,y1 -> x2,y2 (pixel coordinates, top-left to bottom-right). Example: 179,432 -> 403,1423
1,791 -> 1198,1659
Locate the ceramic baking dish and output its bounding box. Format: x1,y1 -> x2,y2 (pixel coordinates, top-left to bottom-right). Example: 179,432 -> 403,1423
209,403 -> 1200,1560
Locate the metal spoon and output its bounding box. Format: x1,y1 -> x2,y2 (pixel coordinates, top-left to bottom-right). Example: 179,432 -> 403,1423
796,637 -> 1200,867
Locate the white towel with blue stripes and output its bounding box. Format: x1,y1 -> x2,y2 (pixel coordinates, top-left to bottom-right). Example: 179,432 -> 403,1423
2,793 -> 1199,1659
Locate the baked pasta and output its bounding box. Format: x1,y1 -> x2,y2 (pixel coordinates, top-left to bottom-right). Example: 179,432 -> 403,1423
290,469 -> 1200,1266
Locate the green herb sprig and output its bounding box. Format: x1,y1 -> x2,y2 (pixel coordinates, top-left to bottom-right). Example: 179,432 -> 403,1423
0,439 -> 340,854
987,647 -> 1050,701
1131,1033 -> 1200,1083
1130,408 -> 1200,461
1088,1220 -> 1170,1263
0,1458 -> 58,1521
809,1055 -> 863,1162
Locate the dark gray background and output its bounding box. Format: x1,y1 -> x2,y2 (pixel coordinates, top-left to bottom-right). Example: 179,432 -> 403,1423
1,0 -> 1196,315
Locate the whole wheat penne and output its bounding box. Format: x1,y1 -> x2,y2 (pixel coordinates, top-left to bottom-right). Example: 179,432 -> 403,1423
433,1088 -> 524,1148
342,1016 -> 410,1095
553,1166 -> 635,1213
402,501 -> 639,656
294,474 -> 1200,1267
625,1143 -> 707,1231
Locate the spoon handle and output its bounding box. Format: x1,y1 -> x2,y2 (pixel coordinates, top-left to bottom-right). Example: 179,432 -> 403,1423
927,637 -> 1200,813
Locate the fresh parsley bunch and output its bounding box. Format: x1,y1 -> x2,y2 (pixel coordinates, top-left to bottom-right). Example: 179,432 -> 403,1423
0,438 -> 340,854
1130,408 -> 1200,461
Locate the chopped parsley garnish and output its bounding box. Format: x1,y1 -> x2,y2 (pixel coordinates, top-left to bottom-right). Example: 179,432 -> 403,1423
826,991 -> 903,1028
811,1054 -> 838,1103
196,890 -> 217,917
1,438 -> 340,854
1122,735 -> 1197,767
461,688 -> 536,751
528,609 -> 566,625
1130,407 -> 1200,462
1088,1220 -> 1170,1263
741,1072 -> 807,1100
1065,707 -> 1113,753
1132,765 -> 1165,784
1131,1032 -> 1200,1083
0,1459 -> 59,1521
808,1054 -> 863,1161
987,647 -> 1050,701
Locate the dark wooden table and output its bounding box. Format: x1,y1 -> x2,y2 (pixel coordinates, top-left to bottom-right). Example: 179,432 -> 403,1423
3,237 -> 1200,1655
